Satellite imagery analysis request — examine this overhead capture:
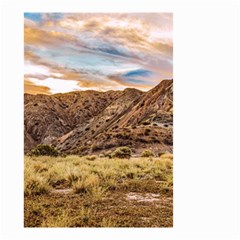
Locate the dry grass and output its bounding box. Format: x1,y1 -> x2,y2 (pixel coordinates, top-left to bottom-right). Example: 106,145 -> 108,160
24,154 -> 173,227
24,157 -> 50,196
25,154 -> 173,191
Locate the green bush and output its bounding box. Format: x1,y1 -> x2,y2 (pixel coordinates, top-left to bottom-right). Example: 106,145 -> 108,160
141,150 -> 154,158
29,144 -> 59,157
111,146 -> 132,159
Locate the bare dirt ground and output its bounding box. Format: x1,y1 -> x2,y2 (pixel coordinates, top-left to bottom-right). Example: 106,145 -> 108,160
24,180 -> 173,227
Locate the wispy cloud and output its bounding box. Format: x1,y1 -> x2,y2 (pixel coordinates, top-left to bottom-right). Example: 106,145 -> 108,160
24,13 -> 172,94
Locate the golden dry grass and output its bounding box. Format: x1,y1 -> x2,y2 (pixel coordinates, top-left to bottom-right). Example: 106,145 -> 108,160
24,154 -> 173,227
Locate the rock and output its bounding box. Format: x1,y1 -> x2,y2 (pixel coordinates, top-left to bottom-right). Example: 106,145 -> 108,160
24,80 -> 173,155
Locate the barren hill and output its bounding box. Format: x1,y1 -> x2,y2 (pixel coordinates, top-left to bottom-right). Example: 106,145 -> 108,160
24,90 -> 123,152
24,80 -> 173,156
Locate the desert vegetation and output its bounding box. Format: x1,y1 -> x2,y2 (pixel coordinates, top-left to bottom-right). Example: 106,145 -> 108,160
24,80 -> 173,227
29,144 -> 60,157
141,149 -> 155,158
24,152 -> 173,227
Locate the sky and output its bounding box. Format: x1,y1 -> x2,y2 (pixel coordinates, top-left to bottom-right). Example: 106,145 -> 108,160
24,13 -> 172,94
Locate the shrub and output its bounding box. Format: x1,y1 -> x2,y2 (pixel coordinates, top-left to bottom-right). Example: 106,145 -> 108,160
144,128 -> 151,136
151,138 -> 160,143
104,150 -> 112,159
158,152 -> 165,157
105,143 -> 116,149
75,146 -> 89,155
91,144 -> 103,151
73,174 -> 100,194
164,135 -> 173,145
136,138 -> 148,143
116,133 -> 123,139
24,175 -> 50,196
142,121 -> 150,126
86,155 -> 97,161
29,144 -> 59,157
111,146 -> 132,159
66,168 -> 80,184
160,153 -> 173,160
60,153 -> 67,158
99,154 -> 105,158
90,186 -> 107,203
24,165 -> 50,196
141,150 -> 154,158
122,133 -> 130,139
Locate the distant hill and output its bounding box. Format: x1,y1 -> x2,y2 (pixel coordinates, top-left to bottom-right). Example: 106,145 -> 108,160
24,79 -> 173,156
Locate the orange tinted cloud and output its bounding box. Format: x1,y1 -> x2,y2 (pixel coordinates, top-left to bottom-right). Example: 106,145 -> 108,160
24,78 -> 51,95
24,13 -> 172,94
25,26 -> 78,47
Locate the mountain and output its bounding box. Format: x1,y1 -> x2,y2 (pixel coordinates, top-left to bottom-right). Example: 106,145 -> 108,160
24,90 -> 123,152
24,79 -> 173,156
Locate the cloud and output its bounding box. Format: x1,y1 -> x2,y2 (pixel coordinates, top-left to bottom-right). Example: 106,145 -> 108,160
28,77 -> 80,94
24,78 -> 51,95
24,13 -> 173,94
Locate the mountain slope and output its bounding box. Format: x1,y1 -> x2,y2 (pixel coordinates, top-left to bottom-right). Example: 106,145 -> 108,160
55,88 -> 144,153
83,79 -> 173,155
119,79 -> 173,127
24,90 -> 122,152
24,80 -> 173,155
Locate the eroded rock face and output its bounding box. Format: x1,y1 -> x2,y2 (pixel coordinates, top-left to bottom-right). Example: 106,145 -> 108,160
24,91 -> 122,153
24,80 -> 173,155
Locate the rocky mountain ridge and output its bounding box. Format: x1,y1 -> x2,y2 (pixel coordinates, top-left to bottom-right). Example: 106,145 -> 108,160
24,79 -> 173,156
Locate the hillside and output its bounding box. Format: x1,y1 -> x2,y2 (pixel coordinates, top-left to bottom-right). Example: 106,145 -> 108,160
24,79 -> 173,155
24,90 -> 123,152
